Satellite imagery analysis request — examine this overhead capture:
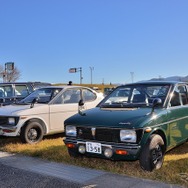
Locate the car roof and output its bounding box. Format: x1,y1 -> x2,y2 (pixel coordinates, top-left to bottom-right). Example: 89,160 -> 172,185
119,80 -> 187,87
0,82 -> 51,85
37,85 -> 95,89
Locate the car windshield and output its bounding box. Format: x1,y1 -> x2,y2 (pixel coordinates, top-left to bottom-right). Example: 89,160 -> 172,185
18,88 -> 62,104
100,84 -> 170,108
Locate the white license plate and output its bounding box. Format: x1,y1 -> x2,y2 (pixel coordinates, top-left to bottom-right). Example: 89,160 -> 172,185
86,142 -> 102,154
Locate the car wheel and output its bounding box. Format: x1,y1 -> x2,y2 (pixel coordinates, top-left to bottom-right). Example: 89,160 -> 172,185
68,148 -> 81,158
139,134 -> 165,171
20,122 -> 44,144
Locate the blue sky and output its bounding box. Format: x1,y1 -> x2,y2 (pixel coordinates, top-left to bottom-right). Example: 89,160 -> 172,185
0,0 -> 188,84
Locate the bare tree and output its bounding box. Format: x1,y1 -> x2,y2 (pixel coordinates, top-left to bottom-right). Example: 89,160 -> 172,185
0,65 -> 4,80
6,66 -> 21,82
0,65 -> 21,82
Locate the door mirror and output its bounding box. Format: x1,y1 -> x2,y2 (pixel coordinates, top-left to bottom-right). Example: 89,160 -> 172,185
79,99 -> 84,106
151,98 -> 162,113
30,97 -> 39,108
78,99 -> 86,116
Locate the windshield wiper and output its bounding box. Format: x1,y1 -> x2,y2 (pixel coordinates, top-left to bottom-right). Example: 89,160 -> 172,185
100,102 -> 151,108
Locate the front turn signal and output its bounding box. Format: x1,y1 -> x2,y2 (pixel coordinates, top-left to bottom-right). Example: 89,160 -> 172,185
116,149 -> 128,155
66,143 -> 75,148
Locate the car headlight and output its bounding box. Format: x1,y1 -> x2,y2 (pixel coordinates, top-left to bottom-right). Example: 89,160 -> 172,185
120,130 -> 136,143
66,125 -> 77,137
8,117 -> 16,125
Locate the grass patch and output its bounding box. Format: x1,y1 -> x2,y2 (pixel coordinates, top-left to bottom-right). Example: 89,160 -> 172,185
0,135 -> 188,187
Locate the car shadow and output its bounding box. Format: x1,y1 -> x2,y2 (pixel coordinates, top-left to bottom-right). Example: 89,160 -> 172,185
43,132 -> 65,140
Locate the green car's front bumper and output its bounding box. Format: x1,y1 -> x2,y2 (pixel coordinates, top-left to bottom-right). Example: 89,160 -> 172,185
64,137 -> 141,161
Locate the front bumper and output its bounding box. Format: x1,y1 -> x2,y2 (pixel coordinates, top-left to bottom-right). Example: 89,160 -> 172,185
64,138 -> 141,160
0,125 -> 18,136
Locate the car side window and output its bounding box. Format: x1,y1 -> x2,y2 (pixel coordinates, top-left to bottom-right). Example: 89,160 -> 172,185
82,89 -> 96,102
170,85 -> 188,107
0,86 -> 7,97
15,85 -> 30,97
53,89 -> 81,104
64,89 -> 81,103
52,93 -> 64,104
0,85 -> 13,97
178,85 -> 188,105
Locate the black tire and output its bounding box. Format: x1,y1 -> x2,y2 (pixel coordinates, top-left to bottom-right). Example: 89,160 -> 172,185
20,122 -> 44,144
68,148 -> 81,158
139,134 -> 165,171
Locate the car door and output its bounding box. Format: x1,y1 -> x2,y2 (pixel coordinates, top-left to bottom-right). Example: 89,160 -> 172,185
49,88 -> 82,132
167,84 -> 188,148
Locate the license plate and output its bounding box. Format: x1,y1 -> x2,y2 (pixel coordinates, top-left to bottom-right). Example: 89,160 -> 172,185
86,142 -> 102,154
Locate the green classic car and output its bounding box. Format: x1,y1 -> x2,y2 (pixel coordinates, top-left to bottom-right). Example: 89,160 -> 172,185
64,81 -> 188,171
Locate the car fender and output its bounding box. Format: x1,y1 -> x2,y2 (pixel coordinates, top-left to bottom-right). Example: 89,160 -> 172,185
139,127 -> 167,151
18,115 -> 49,135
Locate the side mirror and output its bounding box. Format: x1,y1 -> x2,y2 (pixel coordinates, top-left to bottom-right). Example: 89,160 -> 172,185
30,97 -> 39,108
79,99 -> 84,106
78,99 -> 86,116
151,98 -> 162,113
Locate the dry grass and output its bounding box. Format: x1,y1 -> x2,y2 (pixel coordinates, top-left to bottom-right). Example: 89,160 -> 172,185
0,135 -> 188,187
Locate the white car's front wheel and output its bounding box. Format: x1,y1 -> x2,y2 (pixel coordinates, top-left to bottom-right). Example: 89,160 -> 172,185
20,122 -> 44,144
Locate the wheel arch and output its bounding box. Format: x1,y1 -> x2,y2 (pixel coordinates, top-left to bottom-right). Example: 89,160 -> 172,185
150,129 -> 167,151
22,118 -> 47,135
141,128 -> 167,152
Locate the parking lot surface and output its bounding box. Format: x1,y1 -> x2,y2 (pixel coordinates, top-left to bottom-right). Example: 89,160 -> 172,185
0,151 -> 183,188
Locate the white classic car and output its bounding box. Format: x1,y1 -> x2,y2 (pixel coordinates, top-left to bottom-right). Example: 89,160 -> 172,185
0,85 -> 104,144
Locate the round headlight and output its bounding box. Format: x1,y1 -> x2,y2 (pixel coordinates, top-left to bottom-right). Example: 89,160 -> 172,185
120,130 -> 136,143
66,125 -> 77,136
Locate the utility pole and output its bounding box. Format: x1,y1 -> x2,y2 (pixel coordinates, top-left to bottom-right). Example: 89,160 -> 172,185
79,67 -> 83,84
89,67 -> 94,85
102,78 -> 104,85
69,67 -> 83,84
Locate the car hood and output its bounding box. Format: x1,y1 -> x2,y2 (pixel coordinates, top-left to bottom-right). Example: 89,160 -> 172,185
65,107 -> 159,129
0,104 -> 47,116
